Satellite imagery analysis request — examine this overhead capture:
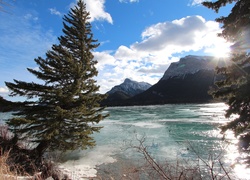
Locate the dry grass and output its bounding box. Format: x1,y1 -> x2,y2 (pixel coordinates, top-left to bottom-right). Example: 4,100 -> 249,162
0,125 -> 39,180
0,150 -> 19,180
0,150 -> 57,180
0,149 -> 69,180
0,125 -> 18,179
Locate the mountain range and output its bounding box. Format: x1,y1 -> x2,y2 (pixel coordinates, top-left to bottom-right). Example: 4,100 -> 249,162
0,96 -> 22,112
102,55 -> 226,106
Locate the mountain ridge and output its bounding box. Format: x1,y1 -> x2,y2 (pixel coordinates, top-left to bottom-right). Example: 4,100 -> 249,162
161,55 -> 225,80
102,55 -> 226,106
107,78 -> 152,96
102,78 -> 152,106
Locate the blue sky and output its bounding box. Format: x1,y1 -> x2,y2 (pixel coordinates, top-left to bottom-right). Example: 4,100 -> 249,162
0,0 -> 233,99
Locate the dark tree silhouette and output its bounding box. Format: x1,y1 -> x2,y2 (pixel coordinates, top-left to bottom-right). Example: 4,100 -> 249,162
203,0 -> 250,151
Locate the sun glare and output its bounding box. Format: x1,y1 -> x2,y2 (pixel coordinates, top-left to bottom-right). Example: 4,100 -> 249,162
223,130 -> 250,179
210,44 -> 231,58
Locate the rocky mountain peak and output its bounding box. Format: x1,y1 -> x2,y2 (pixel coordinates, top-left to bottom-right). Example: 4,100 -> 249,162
107,78 -> 152,97
124,78 -> 132,83
161,55 -> 224,80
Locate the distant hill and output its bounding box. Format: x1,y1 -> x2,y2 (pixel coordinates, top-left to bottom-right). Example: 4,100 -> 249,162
102,78 -> 152,106
107,78 -> 152,96
0,96 -> 21,112
102,55 -> 226,106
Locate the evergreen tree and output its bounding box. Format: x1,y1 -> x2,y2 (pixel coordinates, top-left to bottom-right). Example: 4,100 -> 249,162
203,0 -> 250,150
5,0 -> 107,152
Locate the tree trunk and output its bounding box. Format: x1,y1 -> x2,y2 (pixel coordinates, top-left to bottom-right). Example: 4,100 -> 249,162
35,140 -> 49,158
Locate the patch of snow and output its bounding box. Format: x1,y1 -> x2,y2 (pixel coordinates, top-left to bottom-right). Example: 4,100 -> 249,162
59,145 -> 117,179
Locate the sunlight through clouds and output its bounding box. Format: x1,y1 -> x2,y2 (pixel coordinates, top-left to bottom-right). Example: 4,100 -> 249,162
205,41 -> 231,58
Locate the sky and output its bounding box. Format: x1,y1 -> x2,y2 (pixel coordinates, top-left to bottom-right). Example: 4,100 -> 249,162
0,0 -> 233,100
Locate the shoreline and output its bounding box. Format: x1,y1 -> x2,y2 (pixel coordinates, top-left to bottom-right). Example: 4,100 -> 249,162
58,153 -> 144,180
95,155 -> 144,179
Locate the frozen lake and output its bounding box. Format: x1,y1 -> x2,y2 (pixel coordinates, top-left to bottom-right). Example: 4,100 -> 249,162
1,103 -> 249,179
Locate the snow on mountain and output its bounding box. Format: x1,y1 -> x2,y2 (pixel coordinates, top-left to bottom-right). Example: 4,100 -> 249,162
107,78 -> 152,97
161,55 -> 225,80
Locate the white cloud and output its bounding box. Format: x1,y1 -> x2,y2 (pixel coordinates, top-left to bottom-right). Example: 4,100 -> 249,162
0,86 -> 9,98
0,87 -> 9,94
188,0 -> 210,6
85,0 -> 113,24
119,0 -> 139,3
138,64 -> 170,74
114,45 -> 144,61
188,0 -> 212,6
94,51 -> 116,70
69,0 -> 113,24
131,16 -> 225,54
49,8 -> 62,17
24,13 -> 39,21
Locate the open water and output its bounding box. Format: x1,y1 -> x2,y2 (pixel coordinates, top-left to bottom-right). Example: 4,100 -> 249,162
1,103 -> 249,179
